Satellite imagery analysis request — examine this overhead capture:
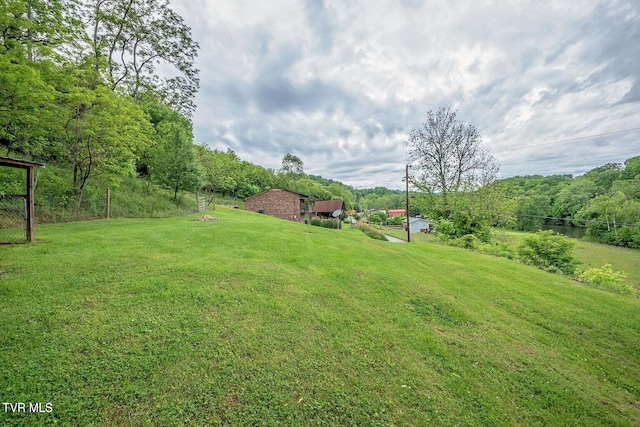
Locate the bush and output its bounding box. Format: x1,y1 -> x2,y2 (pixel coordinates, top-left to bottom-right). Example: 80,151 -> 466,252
451,234 -> 480,249
354,221 -> 388,241
517,230 -> 580,275
434,218 -> 457,239
368,212 -> 388,225
579,265 -> 637,297
310,217 -> 340,229
387,215 -> 404,226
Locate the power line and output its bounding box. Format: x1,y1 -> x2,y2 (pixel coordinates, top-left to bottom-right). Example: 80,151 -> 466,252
504,213 -> 639,228
494,127 -> 640,154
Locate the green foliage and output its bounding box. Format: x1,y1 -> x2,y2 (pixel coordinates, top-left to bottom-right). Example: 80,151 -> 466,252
358,187 -> 406,211
451,234 -> 480,249
368,211 -> 388,225
495,160 -> 640,249
310,217 -> 340,229
577,192 -> 640,249
434,218 -> 457,240
518,230 -> 580,275
354,221 -> 388,240
387,215 -> 404,226
579,265 -> 637,297
421,185 -> 508,243
279,153 -> 304,176
90,0 -> 200,115
147,104 -> 201,199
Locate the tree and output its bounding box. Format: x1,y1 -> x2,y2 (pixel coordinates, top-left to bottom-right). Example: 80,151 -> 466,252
87,0 -> 199,115
141,98 -> 201,199
149,121 -> 201,200
405,108 -> 500,238
279,153 -> 304,176
59,81 -> 152,206
405,107 -> 498,201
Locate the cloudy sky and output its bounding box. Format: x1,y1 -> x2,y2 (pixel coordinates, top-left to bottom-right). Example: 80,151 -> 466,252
170,0 -> 640,189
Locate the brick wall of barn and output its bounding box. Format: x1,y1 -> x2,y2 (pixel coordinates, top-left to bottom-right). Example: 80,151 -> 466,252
246,190 -> 306,222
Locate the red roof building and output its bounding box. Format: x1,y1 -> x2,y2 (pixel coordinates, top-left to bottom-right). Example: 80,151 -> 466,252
387,209 -> 406,217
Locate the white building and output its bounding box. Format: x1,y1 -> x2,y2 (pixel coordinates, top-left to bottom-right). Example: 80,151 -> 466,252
402,217 -> 432,234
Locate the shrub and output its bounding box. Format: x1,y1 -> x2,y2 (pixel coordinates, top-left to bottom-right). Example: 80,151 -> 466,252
368,212 -> 388,225
310,217 -> 341,229
434,218 -> 457,239
579,265 -> 637,297
354,221 -> 387,241
452,234 -> 480,249
387,215 -> 404,226
517,230 -> 580,275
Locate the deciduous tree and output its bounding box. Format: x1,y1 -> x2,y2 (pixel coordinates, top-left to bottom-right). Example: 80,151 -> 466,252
405,107 -> 498,201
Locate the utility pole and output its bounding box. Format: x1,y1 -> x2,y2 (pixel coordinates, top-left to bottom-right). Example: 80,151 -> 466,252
405,164 -> 410,243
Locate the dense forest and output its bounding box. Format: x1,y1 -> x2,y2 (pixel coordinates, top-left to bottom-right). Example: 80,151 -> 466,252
1,1 -> 638,249
491,157 -> 640,248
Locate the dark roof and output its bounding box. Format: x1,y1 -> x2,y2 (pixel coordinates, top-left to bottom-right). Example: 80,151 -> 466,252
0,157 -> 45,169
314,200 -> 345,213
245,188 -> 310,201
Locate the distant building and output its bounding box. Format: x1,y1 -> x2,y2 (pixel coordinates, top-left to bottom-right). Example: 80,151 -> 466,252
403,217 -> 432,234
245,189 -> 311,223
314,200 -> 345,218
387,209 -> 406,217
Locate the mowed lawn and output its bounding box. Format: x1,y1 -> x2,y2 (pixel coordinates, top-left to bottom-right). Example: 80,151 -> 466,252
494,229 -> 640,288
1,208 -> 639,426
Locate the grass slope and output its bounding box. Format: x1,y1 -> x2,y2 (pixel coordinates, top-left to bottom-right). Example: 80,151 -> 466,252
495,230 -> 640,288
1,208 -> 639,426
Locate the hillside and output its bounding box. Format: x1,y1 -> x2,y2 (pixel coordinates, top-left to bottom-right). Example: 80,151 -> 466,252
1,208 -> 639,425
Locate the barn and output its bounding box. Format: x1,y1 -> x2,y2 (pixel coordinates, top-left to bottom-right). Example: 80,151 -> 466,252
245,189 -> 311,223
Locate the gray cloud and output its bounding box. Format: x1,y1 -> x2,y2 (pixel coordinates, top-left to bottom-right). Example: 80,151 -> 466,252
171,0 -> 640,188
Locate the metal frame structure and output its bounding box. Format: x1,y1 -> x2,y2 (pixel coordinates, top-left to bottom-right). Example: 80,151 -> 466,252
0,157 -> 45,242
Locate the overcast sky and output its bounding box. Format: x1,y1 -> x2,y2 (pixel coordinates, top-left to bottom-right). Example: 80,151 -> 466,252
170,0 -> 640,189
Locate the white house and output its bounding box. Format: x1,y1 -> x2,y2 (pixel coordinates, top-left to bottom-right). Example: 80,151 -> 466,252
403,217 -> 432,234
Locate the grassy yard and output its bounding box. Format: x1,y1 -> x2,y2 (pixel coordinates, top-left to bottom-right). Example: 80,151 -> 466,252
1,209 -> 639,425
493,229 -> 640,288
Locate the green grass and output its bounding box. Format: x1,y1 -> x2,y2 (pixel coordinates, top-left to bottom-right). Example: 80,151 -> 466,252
495,229 -> 640,288
1,209 -> 639,425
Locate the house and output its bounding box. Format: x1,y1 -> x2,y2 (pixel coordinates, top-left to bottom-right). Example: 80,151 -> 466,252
313,200 -> 345,218
245,189 -> 311,223
403,217 -> 432,234
387,209 -> 406,217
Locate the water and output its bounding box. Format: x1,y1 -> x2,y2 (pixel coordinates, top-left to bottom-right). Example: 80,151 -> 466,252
540,223 -> 586,239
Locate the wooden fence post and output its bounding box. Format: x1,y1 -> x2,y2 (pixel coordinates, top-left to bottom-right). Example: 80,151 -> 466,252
105,188 -> 111,219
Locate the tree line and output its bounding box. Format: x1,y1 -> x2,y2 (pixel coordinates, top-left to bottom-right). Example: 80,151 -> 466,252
0,0 -> 407,220
494,157 -> 640,248
3,3 -> 637,248
405,108 -> 639,249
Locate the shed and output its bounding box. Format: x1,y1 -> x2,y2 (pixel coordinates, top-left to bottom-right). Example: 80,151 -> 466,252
245,189 -> 311,223
0,157 -> 45,242
403,217 -> 432,234
313,200 -> 345,218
